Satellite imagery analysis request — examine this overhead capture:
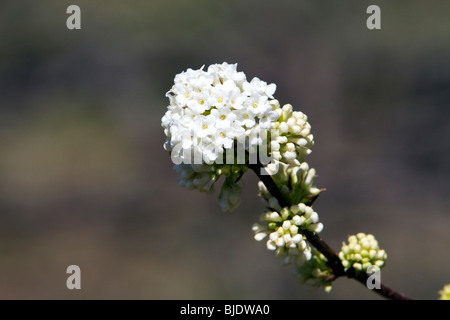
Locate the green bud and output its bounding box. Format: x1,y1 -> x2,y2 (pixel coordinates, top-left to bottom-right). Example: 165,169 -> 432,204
439,284 -> 450,300
339,233 -> 387,273
353,263 -> 363,271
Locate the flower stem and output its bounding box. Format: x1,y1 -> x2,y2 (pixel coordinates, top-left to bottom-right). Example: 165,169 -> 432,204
248,162 -> 412,300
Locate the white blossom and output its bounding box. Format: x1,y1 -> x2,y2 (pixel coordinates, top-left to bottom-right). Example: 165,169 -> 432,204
270,104 -> 314,166
162,62 -> 279,165
252,203 -> 323,266
258,160 -> 322,207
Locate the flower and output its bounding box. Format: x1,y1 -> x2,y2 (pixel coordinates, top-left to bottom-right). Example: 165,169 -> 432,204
253,204 -> 332,292
339,233 -> 387,273
252,203 -> 323,264
162,62 -> 280,165
162,63 -> 288,212
439,283 -> 450,300
270,104 -> 314,166
258,160 -> 322,208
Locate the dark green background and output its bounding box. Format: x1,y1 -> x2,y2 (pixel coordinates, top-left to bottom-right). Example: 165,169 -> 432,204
0,1 -> 449,299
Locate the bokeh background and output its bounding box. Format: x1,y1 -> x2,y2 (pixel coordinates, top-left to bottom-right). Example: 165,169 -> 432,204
0,0 -> 449,299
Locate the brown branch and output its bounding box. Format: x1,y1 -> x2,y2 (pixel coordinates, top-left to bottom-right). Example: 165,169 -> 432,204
348,268 -> 412,300
248,162 -> 412,300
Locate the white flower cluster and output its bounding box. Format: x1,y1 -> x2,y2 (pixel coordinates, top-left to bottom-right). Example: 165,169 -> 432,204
253,203 -> 323,264
339,233 -> 387,273
270,104 -> 314,166
162,62 -> 279,164
162,63 -> 283,211
258,161 -> 322,208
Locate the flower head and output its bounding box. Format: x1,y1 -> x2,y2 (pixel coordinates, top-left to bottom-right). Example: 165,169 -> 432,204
252,203 -> 323,265
270,104 -> 314,166
162,62 -> 279,165
339,233 -> 387,273
258,160 -> 322,208
253,204 -> 331,291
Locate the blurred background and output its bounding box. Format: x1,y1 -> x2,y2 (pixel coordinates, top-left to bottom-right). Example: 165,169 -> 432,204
0,0 -> 449,299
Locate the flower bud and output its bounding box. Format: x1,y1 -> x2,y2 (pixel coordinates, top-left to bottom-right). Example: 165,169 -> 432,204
439,284 -> 450,300
339,233 -> 387,273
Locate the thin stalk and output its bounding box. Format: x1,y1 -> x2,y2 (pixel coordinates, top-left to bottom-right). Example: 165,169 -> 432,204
248,162 -> 412,300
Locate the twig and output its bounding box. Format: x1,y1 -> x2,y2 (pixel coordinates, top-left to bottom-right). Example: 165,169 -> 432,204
248,162 -> 412,300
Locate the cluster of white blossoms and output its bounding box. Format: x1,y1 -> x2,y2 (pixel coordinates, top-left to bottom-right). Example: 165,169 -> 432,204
162,62 -> 279,164
162,63 -> 319,213
162,63 -> 285,211
339,233 -> 387,273
163,63 -> 393,295
270,104 -> 314,166
253,203 -> 323,265
253,161 -> 332,290
258,161 -> 322,208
